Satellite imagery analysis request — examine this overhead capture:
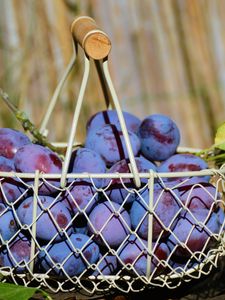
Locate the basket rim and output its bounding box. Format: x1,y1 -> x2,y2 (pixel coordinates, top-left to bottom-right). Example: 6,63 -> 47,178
0,168 -> 223,179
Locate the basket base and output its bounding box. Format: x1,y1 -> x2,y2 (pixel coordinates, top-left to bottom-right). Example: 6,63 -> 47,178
1,257 -> 225,300
28,259 -> 225,300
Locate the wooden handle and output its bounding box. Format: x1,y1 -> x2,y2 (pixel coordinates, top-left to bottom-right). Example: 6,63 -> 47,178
71,16 -> 111,60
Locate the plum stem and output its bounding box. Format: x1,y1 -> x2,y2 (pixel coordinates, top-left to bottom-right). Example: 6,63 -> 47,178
206,152 -> 225,162
194,146 -> 214,157
0,88 -> 63,154
194,146 -> 225,167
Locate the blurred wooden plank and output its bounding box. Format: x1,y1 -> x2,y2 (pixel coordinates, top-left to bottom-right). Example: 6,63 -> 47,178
0,0 -> 225,149
207,0 -> 225,117
171,0 -> 211,148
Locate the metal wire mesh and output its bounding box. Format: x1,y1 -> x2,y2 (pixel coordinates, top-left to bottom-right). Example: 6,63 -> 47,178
0,167 -> 224,294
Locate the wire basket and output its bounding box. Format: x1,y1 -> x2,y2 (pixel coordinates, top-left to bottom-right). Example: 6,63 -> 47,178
0,16 -> 225,296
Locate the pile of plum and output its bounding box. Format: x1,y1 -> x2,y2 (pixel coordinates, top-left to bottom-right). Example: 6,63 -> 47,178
0,110 -> 224,280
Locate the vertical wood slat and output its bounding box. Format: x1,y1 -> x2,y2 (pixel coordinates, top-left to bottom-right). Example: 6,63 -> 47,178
0,0 -> 225,149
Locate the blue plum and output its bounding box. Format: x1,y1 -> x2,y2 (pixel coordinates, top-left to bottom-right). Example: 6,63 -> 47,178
130,184 -> 180,240
138,114 -> 180,161
0,203 -> 18,241
0,156 -> 14,171
17,195 -> 72,241
14,144 -> 62,194
88,201 -> 131,247
118,234 -> 169,276
0,156 -> 26,204
178,182 -> 221,211
169,259 -> 198,274
69,147 -> 106,188
167,208 -> 223,257
85,124 -> 141,166
86,109 -> 141,134
0,233 -> 31,272
62,179 -> 98,215
104,157 -> 156,204
158,153 -> 210,184
74,225 -> 88,235
38,233 -> 99,277
0,128 -> 31,159
92,254 -> 117,276
217,207 -> 225,230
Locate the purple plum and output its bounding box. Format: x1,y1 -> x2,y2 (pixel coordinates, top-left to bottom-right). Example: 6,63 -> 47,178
169,259 -> 198,274
93,254 -> 117,276
138,114 -> 180,161
178,182 -> 221,211
69,147 -> 106,188
130,184 -> 181,240
0,233 -> 31,272
85,124 -> 141,166
0,156 -> 14,171
74,226 -> 88,235
0,128 -> 31,159
17,195 -> 72,241
118,234 -> 169,276
0,203 -> 18,241
38,233 -> 99,277
14,144 -> 62,194
86,109 -> 141,134
216,207 -> 225,230
88,201 -> 131,248
62,179 -> 98,215
104,157 -> 156,204
0,156 -> 26,204
167,208 -> 223,257
158,153 -> 210,184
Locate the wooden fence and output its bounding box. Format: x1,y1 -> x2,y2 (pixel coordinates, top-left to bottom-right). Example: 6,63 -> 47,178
0,0 -> 225,149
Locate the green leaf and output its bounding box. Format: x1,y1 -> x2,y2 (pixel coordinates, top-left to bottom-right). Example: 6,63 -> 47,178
0,283 -> 52,300
215,122 -> 225,150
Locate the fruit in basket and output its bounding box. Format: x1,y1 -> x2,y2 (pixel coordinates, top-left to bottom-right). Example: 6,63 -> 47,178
74,225 -> 88,235
88,201 -> 131,247
69,147 -> 106,188
17,195 -> 72,241
158,153 -> 210,184
179,182 -> 221,211
92,254 -> 117,276
0,233 -> 31,272
130,184 -> 180,240
167,208 -> 222,257
0,156 -> 26,203
38,233 -> 99,277
0,103 -> 222,285
85,124 -> 141,166
62,179 -> 98,215
138,114 -> 180,161
14,143 -> 62,194
118,234 -> 169,276
0,155 -> 15,171
0,128 -> 31,159
217,206 -> 225,229
0,179 -> 26,204
86,109 -> 141,134
104,157 -> 156,204
0,203 -> 18,241
169,259 -> 198,274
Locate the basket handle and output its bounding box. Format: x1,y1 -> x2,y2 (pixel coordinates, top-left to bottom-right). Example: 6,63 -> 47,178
60,17 -> 141,188
71,16 -> 111,60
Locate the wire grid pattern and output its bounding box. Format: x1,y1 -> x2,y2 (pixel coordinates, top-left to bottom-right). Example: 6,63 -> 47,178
0,168 -> 224,294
